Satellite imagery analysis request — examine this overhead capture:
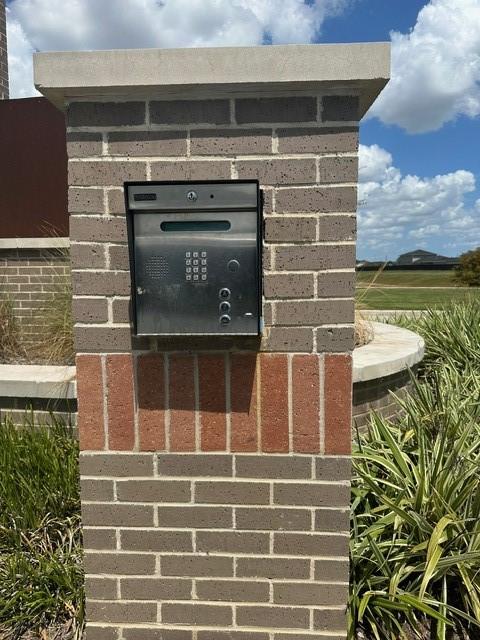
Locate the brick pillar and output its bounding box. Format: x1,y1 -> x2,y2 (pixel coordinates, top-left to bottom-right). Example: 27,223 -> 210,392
35,43 -> 389,640
0,0 -> 8,99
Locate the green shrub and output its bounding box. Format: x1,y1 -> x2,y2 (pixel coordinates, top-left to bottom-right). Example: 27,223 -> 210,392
0,417 -> 84,639
455,247 -> 480,287
351,301 -> 480,639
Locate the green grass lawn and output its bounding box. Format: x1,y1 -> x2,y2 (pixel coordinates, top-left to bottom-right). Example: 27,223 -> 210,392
357,286 -> 479,310
356,269 -> 459,287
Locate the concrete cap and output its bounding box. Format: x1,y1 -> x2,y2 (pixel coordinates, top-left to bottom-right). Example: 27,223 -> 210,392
34,42 -> 390,117
0,365 -> 76,399
353,322 -> 424,384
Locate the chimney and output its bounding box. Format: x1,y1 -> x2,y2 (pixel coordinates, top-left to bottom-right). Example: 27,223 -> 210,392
0,0 -> 9,99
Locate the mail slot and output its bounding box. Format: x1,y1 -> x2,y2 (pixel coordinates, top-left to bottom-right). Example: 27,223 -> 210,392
125,180 -> 263,336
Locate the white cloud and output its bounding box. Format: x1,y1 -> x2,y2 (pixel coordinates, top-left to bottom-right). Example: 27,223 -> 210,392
6,0 -> 349,98
358,143 -> 480,258
370,0 -> 480,133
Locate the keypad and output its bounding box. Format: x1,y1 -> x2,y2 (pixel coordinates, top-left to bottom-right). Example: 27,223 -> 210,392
186,250 -> 207,281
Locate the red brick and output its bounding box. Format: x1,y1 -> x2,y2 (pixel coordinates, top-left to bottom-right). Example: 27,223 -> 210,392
106,354 -> 135,450
199,355 -> 226,451
230,353 -> 258,452
137,354 -> 165,451
76,355 -> 104,451
292,355 -> 320,453
169,354 -> 196,451
260,354 -> 289,453
324,354 -> 352,455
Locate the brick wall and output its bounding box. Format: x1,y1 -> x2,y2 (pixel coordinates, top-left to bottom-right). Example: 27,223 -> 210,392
0,0 -> 8,100
68,94 -> 358,639
0,247 -> 70,344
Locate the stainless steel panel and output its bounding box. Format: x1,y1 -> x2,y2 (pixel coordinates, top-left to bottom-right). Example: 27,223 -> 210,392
126,181 -> 261,336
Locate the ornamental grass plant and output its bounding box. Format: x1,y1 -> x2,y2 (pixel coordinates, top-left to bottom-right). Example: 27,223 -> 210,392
350,300 -> 480,640
0,416 -> 83,640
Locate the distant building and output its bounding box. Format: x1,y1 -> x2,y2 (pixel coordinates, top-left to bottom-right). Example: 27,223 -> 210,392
396,249 -> 458,266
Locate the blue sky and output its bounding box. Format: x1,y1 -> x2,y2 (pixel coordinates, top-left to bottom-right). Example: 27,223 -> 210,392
5,0 -> 480,260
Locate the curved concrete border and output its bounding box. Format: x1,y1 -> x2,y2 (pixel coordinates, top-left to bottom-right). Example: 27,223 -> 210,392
353,322 -> 424,383
0,365 -> 76,399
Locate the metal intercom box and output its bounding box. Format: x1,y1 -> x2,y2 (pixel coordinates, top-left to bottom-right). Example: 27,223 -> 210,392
125,180 -> 263,336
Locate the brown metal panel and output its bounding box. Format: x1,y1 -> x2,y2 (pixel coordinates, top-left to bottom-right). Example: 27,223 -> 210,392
0,97 -> 68,237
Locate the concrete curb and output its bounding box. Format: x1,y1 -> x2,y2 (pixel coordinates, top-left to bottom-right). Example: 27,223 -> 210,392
0,364 -> 76,399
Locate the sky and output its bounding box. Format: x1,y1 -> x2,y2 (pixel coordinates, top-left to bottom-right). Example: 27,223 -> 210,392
4,0 -> 480,260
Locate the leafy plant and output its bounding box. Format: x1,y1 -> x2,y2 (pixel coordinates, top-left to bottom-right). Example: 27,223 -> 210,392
455,247 -> 480,287
350,301 -> 480,639
0,416 -> 83,639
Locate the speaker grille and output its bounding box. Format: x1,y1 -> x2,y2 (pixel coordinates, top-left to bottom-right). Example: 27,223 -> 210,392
145,255 -> 169,279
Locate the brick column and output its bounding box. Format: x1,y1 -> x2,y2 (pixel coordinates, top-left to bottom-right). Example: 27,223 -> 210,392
0,0 -> 8,99
35,44 -> 389,640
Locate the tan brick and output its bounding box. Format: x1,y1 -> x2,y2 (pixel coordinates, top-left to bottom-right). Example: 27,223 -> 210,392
81,503 -> 154,527
198,633 -> 268,640
111,298 -> 131,323
264,217 -> 316,243
191,129 -> 272,155
315,509 -> 350,533
315,457 -> 351,481
314,559 -> 349,582
318,156 -> 358,184
235,455 -> 311,479
277,126 -> 358,153
318,272 -> 355,298
275,187 -> 356,213
195,481 -> 269,505
108,130 -> 187,156
196,531 -> 269,555
121,578 -> 192,600
107,189 -> 126,215
150,160 -> 231,181
67,132 -> 103,158
262,327 -> 314,353
235,97 -> 316,124
273,582 -> 348,606
156,506 -> 232,529
150,99 -> 230,125
68,102 -> 146,127
72,271 -> 130,296
69,160 -> 146,187
117,480 -> 190,503
82,527 -> 117,550
108,244 -> 129,270
264,273 -> 314,299
316,326 -> 354,352
157,454 -> 232,477
196,580 -> 269,602
162,603 -> 232,626
85,577 -> 117,600
161,555 -> 233,577
74,326 -> 139,352
236,606 -> 309,629
313,608 -> 347,631
70,216 -> 127,243
121,529 -> 192,552
84,552 -> 155,575
274,483 -> 349,507
322,95 -> 359,121
236,508 -> 310,531
318,215 -> 356,242
80,479 -> 114,501
235,159 -> 316,185
73,297 -> 109,323
85,626 -> 119,640
274,244 -> 355,271
275,299 -> 354,326
87,600 -> 156,623
80,453 -> 154,478
273,533 -> 348,556
123,630 -> 191,640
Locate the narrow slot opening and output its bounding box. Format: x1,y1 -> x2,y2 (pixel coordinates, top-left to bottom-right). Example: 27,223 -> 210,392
160,220 -> 231,232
